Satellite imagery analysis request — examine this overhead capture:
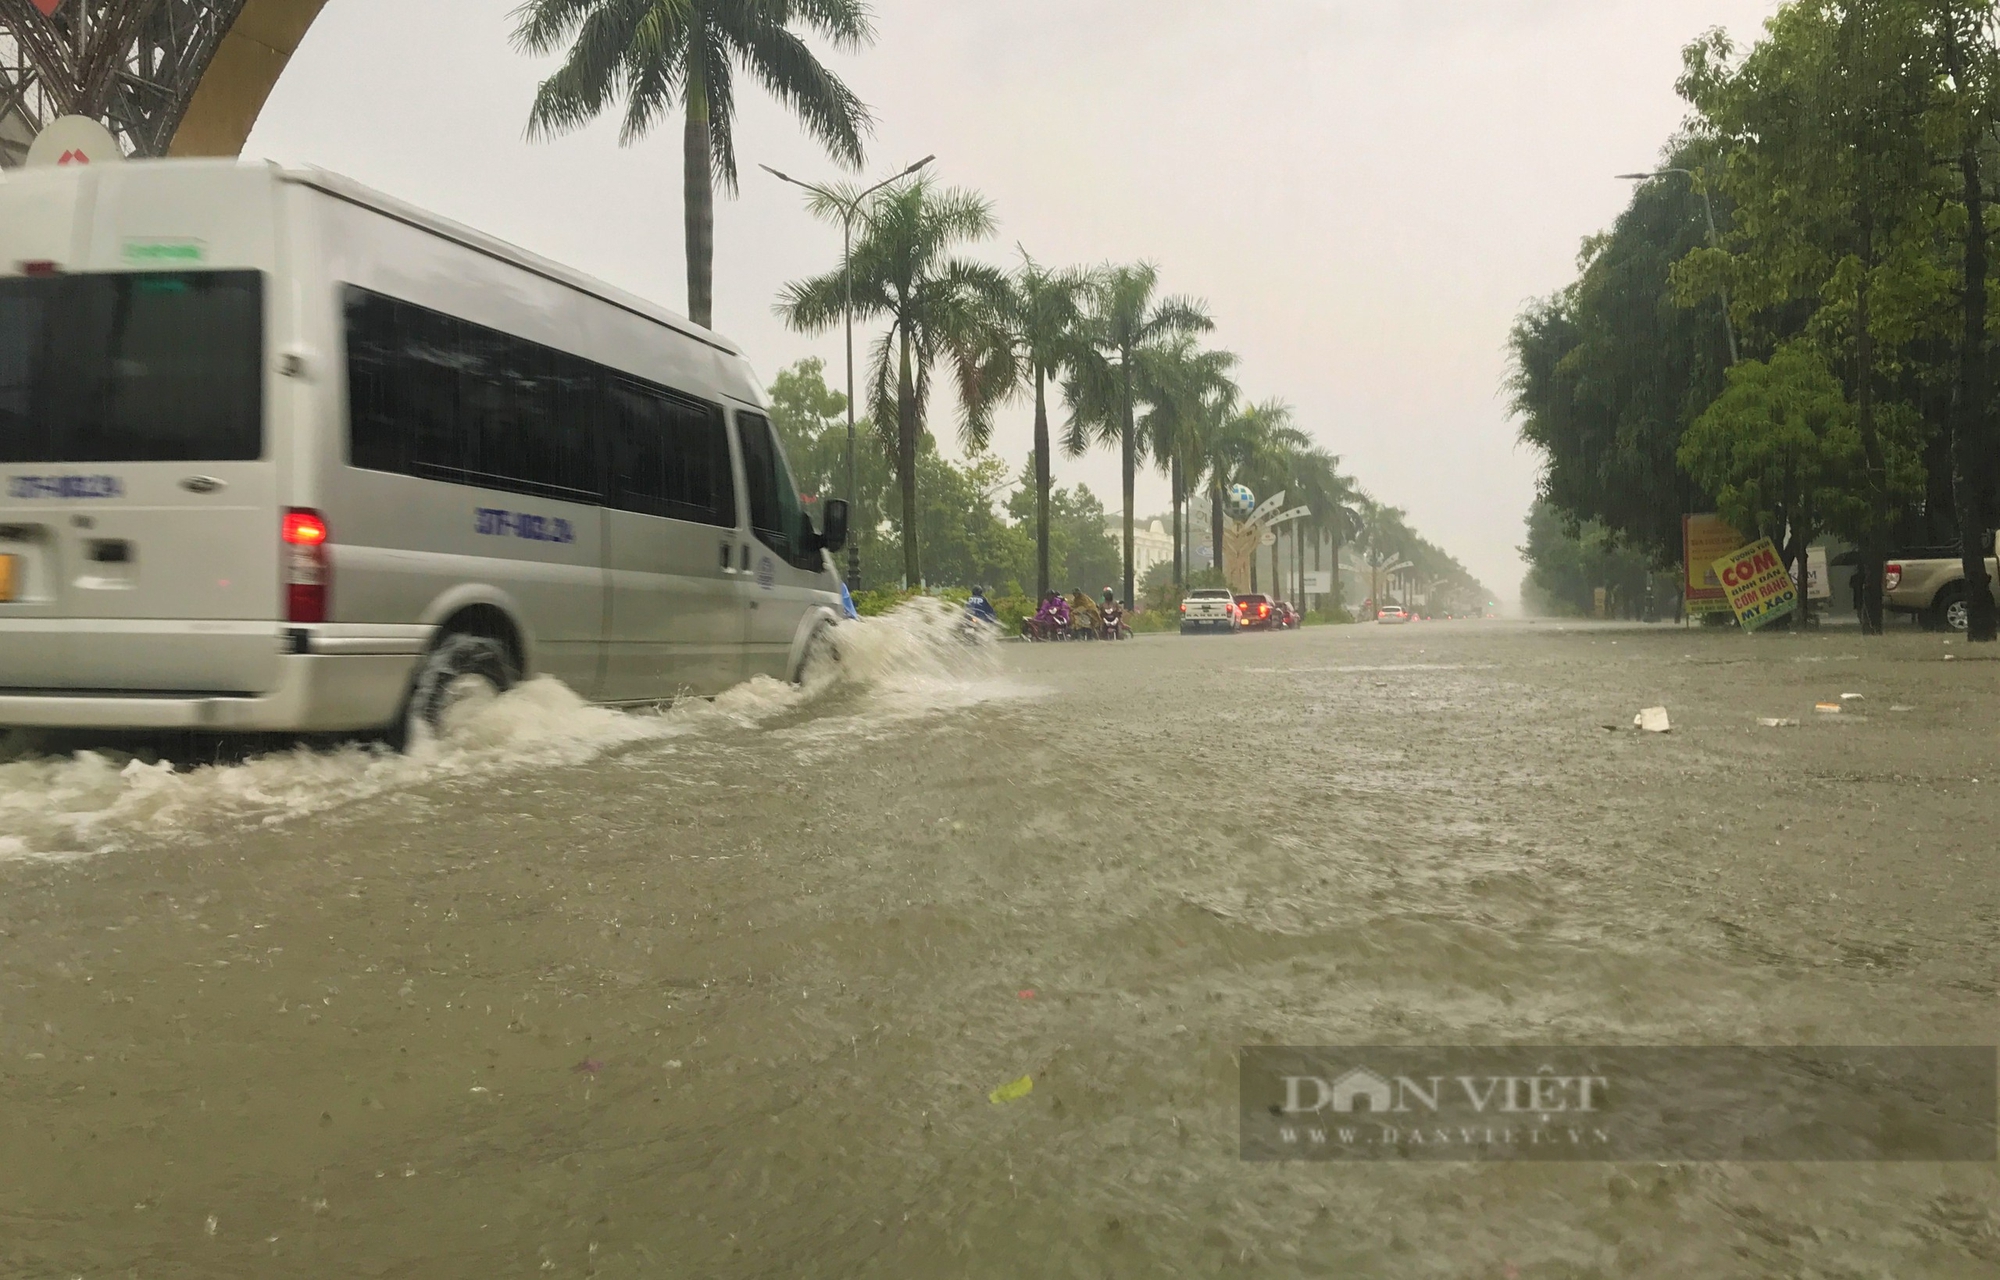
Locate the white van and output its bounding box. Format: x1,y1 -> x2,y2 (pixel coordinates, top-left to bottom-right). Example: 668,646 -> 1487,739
0,161 -> 849,739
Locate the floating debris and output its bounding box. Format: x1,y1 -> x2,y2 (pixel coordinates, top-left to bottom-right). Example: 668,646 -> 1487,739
989,1074 -> 1034,1104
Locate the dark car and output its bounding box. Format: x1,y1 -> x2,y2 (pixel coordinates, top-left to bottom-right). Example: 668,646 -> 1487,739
1233,593 -> 1276,630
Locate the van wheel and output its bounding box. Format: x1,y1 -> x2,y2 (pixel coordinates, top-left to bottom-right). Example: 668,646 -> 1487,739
398,632 -> 518,747
796,625 -> 839,686
1932,585 -> 1969,633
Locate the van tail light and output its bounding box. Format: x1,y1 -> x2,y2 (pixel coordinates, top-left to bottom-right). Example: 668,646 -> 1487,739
1884,563 -> 1902,591
282,507 -> 330,623
1179,602 -> 1187,613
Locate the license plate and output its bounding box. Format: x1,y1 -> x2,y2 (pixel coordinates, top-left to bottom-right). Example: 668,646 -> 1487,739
0,553 -> 14,601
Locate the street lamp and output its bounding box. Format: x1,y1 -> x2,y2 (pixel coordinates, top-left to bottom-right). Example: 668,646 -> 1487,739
1618,169 -> 1740,366
761,154 -> 936,591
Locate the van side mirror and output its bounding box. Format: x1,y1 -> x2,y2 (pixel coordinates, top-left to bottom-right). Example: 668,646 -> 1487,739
821,499 -> 850,553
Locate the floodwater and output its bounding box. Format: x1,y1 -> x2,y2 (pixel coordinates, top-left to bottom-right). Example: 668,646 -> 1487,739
1,610 -> 1994,1277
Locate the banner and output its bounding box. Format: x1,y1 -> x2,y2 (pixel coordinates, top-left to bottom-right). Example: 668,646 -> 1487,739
1714,538 -> 1798,630
1683,514 -> 1741,614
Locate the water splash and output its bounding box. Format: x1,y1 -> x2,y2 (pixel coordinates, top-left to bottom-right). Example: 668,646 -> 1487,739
0,598 -> 1018,862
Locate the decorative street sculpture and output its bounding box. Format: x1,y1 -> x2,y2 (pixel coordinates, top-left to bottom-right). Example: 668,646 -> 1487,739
1220,487 -> 1312,594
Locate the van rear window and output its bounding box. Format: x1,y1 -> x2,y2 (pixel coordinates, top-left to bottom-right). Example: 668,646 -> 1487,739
0,271 -> 263,463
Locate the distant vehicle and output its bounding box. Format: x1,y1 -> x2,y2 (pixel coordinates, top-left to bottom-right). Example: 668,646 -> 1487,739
1377,605 -> 1410,624
1234,593 -> 1276,630
1271,600 -> 1300,629
1180,588 -> 1239,634
1882,533 -> 1999,631
0,161 -> 848,742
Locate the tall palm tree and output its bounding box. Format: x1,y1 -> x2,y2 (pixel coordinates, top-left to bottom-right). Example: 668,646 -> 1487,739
1357,498 -> 1413,616
992,252 -> 1093,599
1283,446 -> 1360,610
514,0 -> 873,329
778,178 -> 1009,586
1065,264 -> 1212,607
1139,338 -> 1237,585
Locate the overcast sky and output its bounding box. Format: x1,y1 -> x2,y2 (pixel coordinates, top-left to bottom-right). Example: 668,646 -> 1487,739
246,0 -> 1782,604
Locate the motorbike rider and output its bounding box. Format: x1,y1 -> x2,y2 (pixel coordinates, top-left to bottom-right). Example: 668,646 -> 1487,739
1100,588 -> 1127,639
1026,591 -> 1069,640
966,585 -> 999,627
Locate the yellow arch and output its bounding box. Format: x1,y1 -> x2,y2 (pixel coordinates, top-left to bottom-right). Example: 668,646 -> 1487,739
167,0 -> 331,157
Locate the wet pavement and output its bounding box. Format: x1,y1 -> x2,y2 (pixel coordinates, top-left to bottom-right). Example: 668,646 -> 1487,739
1,612 -> 1995,1278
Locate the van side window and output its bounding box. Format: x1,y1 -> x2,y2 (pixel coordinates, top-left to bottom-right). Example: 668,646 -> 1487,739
736,411 -> 815,570
345,286 -> 596,502
605,379 -> 736,527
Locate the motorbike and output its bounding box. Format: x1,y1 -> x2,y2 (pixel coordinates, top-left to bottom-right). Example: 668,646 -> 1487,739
1100,605 -> 1132,640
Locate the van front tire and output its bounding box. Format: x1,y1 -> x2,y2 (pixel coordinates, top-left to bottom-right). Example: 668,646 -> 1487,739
395,632 -> 519,749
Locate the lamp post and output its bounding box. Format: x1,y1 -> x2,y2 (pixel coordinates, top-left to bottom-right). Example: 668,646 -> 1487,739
1618,169 -> 1739,366
761,154 -> 936,591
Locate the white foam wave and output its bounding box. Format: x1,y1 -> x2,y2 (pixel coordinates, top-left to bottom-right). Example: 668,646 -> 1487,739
0,598 -> 1020,863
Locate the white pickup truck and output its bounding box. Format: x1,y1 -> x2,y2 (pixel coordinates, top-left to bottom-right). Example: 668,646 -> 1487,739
1180,588 -> 1240,635
1883,533 -> 1999,631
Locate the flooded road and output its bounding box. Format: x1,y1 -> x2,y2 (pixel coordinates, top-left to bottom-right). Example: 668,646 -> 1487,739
2,613 -> 1995,1277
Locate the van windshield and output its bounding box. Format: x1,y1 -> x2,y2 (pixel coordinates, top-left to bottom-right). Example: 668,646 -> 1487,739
0,271 -> 263,463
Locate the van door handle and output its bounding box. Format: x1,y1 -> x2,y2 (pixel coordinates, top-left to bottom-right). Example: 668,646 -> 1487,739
720,541 -> 732,572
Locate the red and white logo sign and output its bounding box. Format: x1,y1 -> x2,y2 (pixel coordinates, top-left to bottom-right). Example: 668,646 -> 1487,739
31,0 -> 64,17
24,115 -> 122,170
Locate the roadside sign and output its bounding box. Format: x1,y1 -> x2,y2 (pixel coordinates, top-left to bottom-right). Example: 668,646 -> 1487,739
1683,514 -> 1741,615
1714,538 -> 1798,631
31,0 -> 63,15
25,115 -> 122,168
1805,546 -> 1830,600
1303,571 -> 1331,594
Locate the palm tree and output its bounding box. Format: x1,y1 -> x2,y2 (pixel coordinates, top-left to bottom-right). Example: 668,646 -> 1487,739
992,252 -> 1092,599
514,0 -> 873,329
778,178 -> 1010,586
1066,264 -> 1212,607
1283,447 -> 1361,611
1139,338 -> 1237,585
1357,498 -> 1413,617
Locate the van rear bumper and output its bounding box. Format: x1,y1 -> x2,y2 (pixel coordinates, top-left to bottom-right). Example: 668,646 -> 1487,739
0,625 -> 430,732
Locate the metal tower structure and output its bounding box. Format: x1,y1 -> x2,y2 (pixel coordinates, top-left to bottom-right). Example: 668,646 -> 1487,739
0,0 -> 325,168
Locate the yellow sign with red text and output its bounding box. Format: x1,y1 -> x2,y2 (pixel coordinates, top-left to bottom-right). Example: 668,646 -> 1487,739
1714,538 -> 1797,631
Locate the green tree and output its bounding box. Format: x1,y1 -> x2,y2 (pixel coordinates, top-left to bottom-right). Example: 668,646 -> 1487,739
1678,0 -> 1945,630
991,252 -> 1092,598
778,177 -> 1011,587
1934,0 -> 2000,639
1679,341 -> 1926,605
1509,167 -> 1732,567
1520,500 -> 1665,617
1066,263 -> 1212,608
1004,469 -> 1121,595
514,0 -> 873,329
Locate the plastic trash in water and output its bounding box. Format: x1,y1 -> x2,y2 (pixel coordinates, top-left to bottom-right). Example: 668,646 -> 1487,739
1633,707 -> 1671,733
1840,693 -> 1865,701
989,1075 -> 1034,1104
1758,718 -> 1800,728
1815,702 -> 1843,714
